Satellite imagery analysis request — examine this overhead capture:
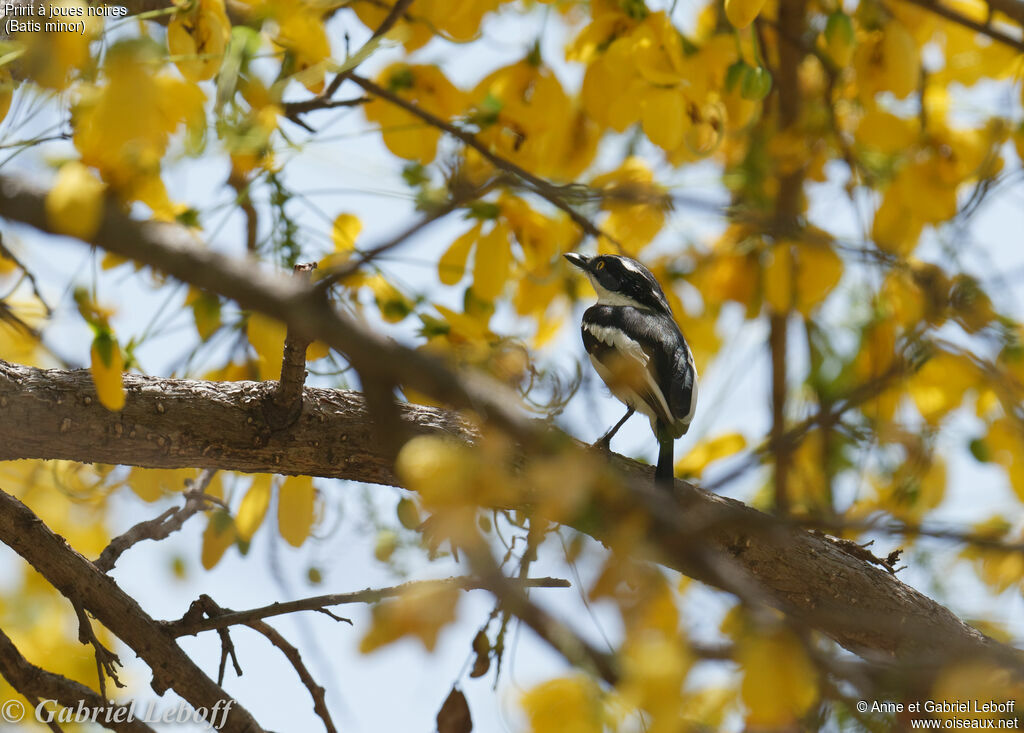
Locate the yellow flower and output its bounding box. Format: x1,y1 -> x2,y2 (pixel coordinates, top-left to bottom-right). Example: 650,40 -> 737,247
522,676 -> 604,733
725,0 -> 768,29
471,61 -> 595,180
359,584 -> 460,653
45,161 -> 106,241
854,21 -> 920,100
168,0 -> 231,82
14,0 -> 99,90
590,158 -> 668,256
89,331 -> 126,412
277,475 -> 316,547
274,4 -> 331,93
364,64 -> 466,163
72,41 -> 205,212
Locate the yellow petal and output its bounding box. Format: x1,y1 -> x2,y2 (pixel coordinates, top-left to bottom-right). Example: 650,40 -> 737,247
235,474 -> 273,541
439,223 -> 481,286
641,87 -> 687,151
277,475 -> 315,547
725,0 -> 768,29
472,223 -> 511,301
128,467 -> 190,502
794,242 -> 843,315
521,676 -> 604,733
359,584 -> 460,653
186,288 -> 221,341
331,213 -> 362,253
247,311 -> 286,380
89,333 -> 125,412
675,433 -> 747,477
201,510 -> 236,570
46,162 -> 106,241
762,244 -> 793,314
739,628 -> 818,727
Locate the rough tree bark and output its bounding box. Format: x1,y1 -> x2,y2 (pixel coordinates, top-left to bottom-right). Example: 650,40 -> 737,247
0,359 -> 1013,674
0,484 -> 264,733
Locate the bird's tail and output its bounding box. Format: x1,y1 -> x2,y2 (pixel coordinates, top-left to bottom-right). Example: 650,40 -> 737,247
655,423 -> 674,486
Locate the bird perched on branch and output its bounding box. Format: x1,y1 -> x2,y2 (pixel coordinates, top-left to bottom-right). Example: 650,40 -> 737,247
565,253 -> 697,485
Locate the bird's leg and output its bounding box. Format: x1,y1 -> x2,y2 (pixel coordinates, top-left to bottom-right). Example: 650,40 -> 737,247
594,406 -> 634,451
654,421 -> 674,486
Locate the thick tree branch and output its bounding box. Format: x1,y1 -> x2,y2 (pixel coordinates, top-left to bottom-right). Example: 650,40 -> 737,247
0,177 -> 1019,674
0,175 -> 538,444
0,626 -> 155,733
0,487 -> 264,733
0,359 -> 473,484
0,358 -> 1016,672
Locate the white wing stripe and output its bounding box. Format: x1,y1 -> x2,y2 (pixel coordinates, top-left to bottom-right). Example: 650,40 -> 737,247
584,323 -> 674,425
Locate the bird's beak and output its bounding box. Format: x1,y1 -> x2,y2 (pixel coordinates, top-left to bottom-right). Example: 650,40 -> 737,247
563,252 -> 590,272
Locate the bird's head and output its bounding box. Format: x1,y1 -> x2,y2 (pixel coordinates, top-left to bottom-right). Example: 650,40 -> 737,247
564,253 -> 672,316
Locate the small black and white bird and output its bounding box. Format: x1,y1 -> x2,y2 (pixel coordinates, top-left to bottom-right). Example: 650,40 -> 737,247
565,253 -> 697,485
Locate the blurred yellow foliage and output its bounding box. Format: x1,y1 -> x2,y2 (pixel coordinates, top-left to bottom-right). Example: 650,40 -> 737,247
359,584 -> 460,653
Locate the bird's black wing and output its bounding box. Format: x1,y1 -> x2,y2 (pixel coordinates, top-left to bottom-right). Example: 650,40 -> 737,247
612,307 -> 696,439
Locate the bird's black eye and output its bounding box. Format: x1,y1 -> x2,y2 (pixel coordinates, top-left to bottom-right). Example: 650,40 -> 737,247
595,260 -> 605,270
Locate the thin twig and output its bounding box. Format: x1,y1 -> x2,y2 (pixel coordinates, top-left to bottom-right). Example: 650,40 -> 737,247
704,360 -> 914,492
244,619 -> 338,733
798,517 -> 1024,553
73,603 -> 124,698
0,233 -> 52,315
348,73 -> 616,246
283,0 -> 415,127
166,575 -> 570,636
0,626 -> 152,733
897,0 -> 1024,52
95,470 -> 219,572
313,179 -> 496,293
464,547 -> 619,684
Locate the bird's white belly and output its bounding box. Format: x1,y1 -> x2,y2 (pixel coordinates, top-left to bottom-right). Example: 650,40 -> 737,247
588,353 -> 660,423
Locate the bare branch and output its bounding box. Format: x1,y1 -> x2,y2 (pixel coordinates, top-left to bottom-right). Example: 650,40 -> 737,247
347,73 -> 615,246
166,576 -> 570,636
0,487 -> 265,732
0,234 -> 51,316
0,179 -> 1018,671
313,178 -> 497,292
73,602 -> 125,698
243,619 -> 337,733
95,471 -> 219,572
0,626 -> 155,733
898,0 -> 1024,51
